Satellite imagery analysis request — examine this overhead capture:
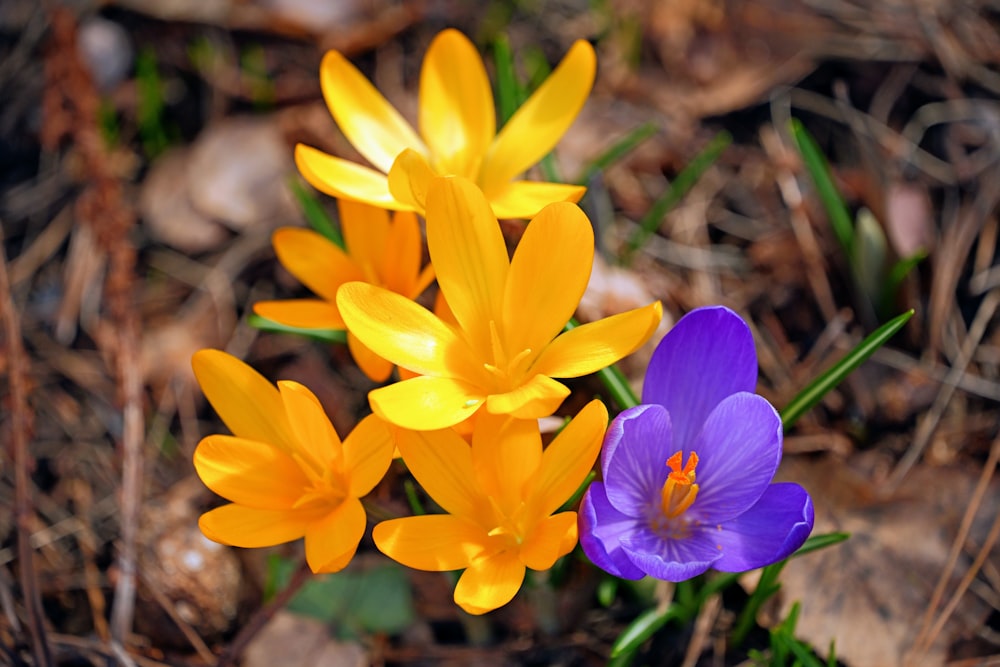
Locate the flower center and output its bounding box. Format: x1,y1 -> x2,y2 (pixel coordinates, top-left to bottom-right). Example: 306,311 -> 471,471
482,319 -> 533,390
660,450 -> 699,519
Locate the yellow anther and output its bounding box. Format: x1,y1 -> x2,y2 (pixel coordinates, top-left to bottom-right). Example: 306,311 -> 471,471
661,450 -> 700,519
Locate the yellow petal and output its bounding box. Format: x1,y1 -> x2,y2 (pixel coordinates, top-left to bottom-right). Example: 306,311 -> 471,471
488,181 -> 586,220
502,202 -> 593,356
419,29 -> 495,178
192,349 -> 297,451
382,210 -> 427,297
319,49 -> 425,174
347,332 -> 394,383
394,426 -> 487,523
387,148 -> 435,213
295,145 -> 413,210
253,299 -> 345,331
277,381 -> 342,474
470,413 -> 541,516
369,375 -> 485,430
454,550 -> 525,615
198,504 -> 312,547
304,497 -> 366,573
337,199 -> 389,282
373,515 -> 491,571
485,374 -> 570,420
526,399 -> 607,517
519,512 -> 578,570
479,40 -> 596,192
337,282 -> 480,378
425,176 -> 509,355
531,301 -> 663,378
272,227 -> 362,303
341,414 -> 394,496
194,435 -> 308,508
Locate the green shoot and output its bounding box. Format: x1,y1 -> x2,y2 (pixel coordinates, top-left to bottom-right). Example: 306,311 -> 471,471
289,179 -> 344,248
780,309 -> 913,429
623,130 -> 731,260
247,313 -> 346,344
789,118 -> 853,256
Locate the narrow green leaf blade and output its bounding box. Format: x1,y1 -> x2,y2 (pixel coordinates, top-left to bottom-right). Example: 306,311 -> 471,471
791,531 -> 850,558
575,121 -> 659,186
610,605 -> 683,657
492,34 -> 523,126
780,309 -> 913,429
247,313 -> 347,344
789,118 -> 854,256
624,130 -> 731,258
289,178 -> 344,249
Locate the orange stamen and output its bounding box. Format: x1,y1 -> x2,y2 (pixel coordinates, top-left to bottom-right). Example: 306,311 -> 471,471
661,451 -> 699,519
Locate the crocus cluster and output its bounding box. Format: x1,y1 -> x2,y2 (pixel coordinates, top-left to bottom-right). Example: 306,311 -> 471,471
190,28 -> 813,617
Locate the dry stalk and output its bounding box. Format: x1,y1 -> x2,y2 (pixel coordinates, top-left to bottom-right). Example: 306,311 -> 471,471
0,233 -> 50,666
43,7 -> 146,656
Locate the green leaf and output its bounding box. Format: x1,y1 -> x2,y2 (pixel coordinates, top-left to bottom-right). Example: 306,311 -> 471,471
289,178 -> 344,248
624,130 -> 731,259
851,208 -> 888,315
287,562 -> 415,636
247,313 -> 347,344
610,605 -> 684,657
576,121 -> 659,185
885,249 -> 926,306
780,309 -> 913,429
732,559 -> 787,647
492,34 -> 523,126
791,531 -> 850,558
596,577 -> 618,608
789,119 -> 854,257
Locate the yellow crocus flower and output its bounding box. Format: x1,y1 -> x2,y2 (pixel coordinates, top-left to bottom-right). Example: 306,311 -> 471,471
337,176 -> 662,430
374,400 -> 608,614
254,199 -> 434,382
295,29 -> 593,219
191,349 -> 394,573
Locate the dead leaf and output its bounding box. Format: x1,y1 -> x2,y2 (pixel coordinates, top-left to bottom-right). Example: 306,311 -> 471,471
243,610 -> 368,667
771,456 -> 999,667
140,116 -> 297,253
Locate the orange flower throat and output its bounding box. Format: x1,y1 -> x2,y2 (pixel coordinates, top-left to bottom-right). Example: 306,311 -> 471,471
661,451 -> 699,519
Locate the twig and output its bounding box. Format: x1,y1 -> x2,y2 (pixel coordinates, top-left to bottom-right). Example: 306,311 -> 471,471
215,559 -> 312,667
886,289 -> 1000,492
0,230 -> 51,666
912,436 -> 1000,655
42,8 -> 147,653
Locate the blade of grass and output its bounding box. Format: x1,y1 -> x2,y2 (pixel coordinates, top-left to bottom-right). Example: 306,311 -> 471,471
623,130 -> 731,259
789,118 -> 854,257
732,559 -> 787,647
780,309 -> 913,429
792,531 -> 850,558
492,34 -> 523,126
247,313 -> 347,344
610,604 -> 685,657
289,179 -> 344,248
575,121 -> 659,186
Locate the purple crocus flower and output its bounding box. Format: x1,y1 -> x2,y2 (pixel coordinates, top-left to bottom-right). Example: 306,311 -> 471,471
579,306 -> 814,581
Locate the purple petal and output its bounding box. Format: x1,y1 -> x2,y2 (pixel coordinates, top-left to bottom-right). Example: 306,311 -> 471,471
601,405 -> 671,517
578,482 -> 647,580
642,306 -> 757,450
712,483 -> 814,572
620,528 -> 722,582
688,393 -> 782,524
